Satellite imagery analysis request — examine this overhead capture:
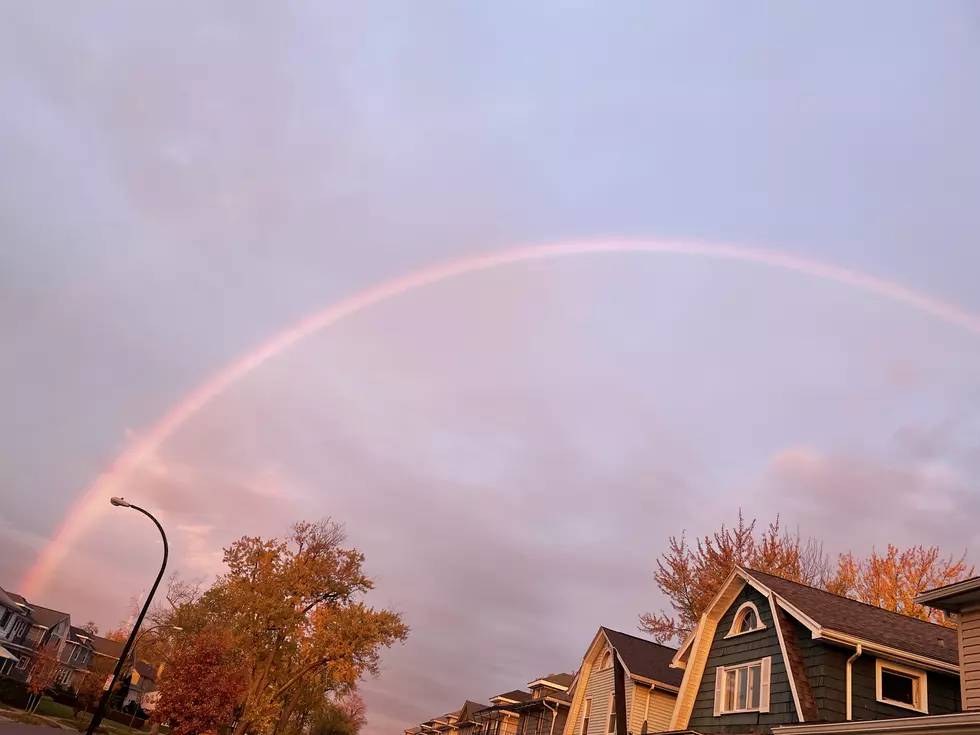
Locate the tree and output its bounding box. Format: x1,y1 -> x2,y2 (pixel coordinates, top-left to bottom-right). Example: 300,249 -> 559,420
152,520 -> 408,735
74,657 -> 116,719
81,621 -> 99,636
311,697 -> 365,735
640,511 -> 829,642
830,544 -> 972,626
641,510 -> 974,643
104,627 -> 129,643
25,641 -> 61,712
153,627 -> 248,735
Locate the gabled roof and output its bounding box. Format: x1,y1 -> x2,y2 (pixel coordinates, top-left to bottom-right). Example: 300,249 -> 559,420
0,587 -> 21,610
748,569 -> 958,667
455,701 -> 489,724
90,635 -> 126,659
68,626 -> 96,645
28,604 -> 70,630
490,690 -> 531,704
527,672 -> 574,690
601,627 -> 684,688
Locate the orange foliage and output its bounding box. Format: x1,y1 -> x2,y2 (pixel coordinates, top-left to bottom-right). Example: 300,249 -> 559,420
153,628 -> 248,735
641,510 -> 974,642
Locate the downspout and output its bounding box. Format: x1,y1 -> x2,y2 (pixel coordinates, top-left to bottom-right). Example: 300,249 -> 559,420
543,699 -> 559,735
846,644 -> 863,721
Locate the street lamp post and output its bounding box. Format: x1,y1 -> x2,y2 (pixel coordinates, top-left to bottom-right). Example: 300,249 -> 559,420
86,498 -> 169,735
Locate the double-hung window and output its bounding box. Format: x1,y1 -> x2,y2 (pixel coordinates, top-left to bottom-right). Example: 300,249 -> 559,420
713,657 -> 771,715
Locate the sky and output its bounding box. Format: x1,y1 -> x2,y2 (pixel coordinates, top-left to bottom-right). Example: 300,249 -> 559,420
2,2 -> 980,733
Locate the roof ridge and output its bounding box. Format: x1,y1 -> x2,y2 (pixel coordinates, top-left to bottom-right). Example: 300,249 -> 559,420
601,626 -> 679,653
745,568 -> 957,634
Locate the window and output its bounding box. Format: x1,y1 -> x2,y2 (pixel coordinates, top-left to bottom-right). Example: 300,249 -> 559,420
599,651 -> 612,670
11,620 -> 27,639
606,692 -> 616,735
16,655 -> 30,671
0,609 -> 10,629
56,668 -> 73,686
726,602 -> 765,638
713,657 -> 771,715
580,697 -> 591,735
876,660 -> 928,713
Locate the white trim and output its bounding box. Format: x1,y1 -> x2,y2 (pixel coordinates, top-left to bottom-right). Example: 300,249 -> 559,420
527,679 -> 570,691
819,631 -> 958,674
599,650 -> 613,671
875,659 -> 929,714
714,657 -> 770,715
605,692 -> 616,735
580,696 -> 592,735
725,601 -> 766,638
773,710 -> 980,735
768,594 -> 805,721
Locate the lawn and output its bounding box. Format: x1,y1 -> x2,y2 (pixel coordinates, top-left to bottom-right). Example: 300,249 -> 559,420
0,698 -> 166,735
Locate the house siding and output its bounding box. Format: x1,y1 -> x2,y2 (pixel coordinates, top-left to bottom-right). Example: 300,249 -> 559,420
569,663 -> 617,735
793,618 -> 960,722
687,586 -> 799,735
568,647 -> 664,735
960,610 -> 980,709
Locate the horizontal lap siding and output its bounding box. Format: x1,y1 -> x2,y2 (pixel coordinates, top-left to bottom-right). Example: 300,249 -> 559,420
962,611 -> 980,710
570,659 -> 615,735
645,689 -> 675,734
687,586 -> 798,734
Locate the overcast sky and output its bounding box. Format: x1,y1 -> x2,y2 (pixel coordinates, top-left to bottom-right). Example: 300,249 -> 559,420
2,3 -> 980,734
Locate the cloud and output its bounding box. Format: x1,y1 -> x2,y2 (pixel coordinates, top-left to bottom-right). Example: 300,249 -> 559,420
753,427 -> 980,556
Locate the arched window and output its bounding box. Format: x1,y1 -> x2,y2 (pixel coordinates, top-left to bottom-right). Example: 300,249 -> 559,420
727,601 -> 765,637
599,650 -> 613,670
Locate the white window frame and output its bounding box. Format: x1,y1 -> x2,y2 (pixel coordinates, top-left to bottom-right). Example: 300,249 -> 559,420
599,650 -> 613,670
725,602 -> 766,638
580,696 -> 591,735
56,667 -> 73,686
876,659 -> 929,714
15,655 -> 30,670
605,692 -> 616,735
713,657 -> 771,716
11,619 -> 27,639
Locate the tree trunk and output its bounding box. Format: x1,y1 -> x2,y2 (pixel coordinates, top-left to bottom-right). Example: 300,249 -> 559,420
271,686 -> 302,735
233,637 -> 282,735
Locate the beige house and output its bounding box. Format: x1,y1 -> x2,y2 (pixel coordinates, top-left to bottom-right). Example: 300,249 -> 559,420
563,627 -> 681,735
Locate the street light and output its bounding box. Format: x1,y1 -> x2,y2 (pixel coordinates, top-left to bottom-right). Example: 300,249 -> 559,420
86,498 -> 169,735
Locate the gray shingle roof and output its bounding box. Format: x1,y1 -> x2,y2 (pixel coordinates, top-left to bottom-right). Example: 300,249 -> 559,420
748,569 -> 959,666
601,627 -> 683,687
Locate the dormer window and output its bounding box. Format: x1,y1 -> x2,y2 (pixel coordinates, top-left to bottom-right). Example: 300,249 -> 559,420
726,602 -> 765,638
599,651 -> 613,670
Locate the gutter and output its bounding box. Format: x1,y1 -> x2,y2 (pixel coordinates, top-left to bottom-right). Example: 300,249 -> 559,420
773,710 -> 980,735
846,644 -> 862,721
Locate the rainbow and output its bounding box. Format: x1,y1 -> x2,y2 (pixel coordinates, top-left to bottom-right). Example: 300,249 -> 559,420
22,237 -> 980,597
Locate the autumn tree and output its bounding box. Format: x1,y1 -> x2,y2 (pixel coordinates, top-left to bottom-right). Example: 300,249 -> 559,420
310,696 -> 366,735
81,621 -> 99,635
641,510 -> 974,643
153,627 -> 248,735
155,520 -> 408,735
74,657 -> 116,719
640,511 -> 830,642
103,627 -> 129,643
25,641 -> 61,712
828,544 -> 973,626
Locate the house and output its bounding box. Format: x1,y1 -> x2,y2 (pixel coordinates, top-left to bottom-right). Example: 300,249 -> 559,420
510,673 -> 575,735
453,701 -> 492,735
563,627 -> 682,735
473,689 -> 533,735
668,567 -> 961,734
0,588 -> 71,681
54,625 -> 98,690
771,574 -> 980,735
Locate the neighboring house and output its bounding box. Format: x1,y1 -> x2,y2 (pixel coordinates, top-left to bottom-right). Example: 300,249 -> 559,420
473,690 -> 533,735
668,567 -> 961,735
563,627 -> 682,735
57,625 -> 98,690
454,701 -> 492,735
772,574 -> 980,735
511,673 -> 575,735
0,588 -> 71,682
0,586 -> 31,675
122,660 -> 158,709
